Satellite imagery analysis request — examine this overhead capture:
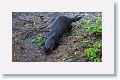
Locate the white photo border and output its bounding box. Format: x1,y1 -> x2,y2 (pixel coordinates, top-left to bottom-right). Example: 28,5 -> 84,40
0,0 -> 114,74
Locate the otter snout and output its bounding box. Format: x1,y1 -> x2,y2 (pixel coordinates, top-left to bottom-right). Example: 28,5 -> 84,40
44,47 -> 51,55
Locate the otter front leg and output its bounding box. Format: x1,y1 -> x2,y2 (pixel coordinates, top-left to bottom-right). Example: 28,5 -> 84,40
67,24 -> 72,32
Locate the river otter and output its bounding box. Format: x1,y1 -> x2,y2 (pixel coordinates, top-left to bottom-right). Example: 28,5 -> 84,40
44,15 -> 82,55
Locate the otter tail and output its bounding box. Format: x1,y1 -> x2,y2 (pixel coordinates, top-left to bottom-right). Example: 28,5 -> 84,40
70,15 -> 84,22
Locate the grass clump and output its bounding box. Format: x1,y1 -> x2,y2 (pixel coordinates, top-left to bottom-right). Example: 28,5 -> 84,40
32,34 -> 45,46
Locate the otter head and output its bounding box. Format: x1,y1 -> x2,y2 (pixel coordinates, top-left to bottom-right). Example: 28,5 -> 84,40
44,47 -> 51,55
44,33 -> 56,55
44,42 -> 54,55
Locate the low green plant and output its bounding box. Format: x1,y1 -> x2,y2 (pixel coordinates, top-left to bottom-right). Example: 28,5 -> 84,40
85,48 -> 101,62
32,36 -> 45,46
93,57 -> 101,62
85,41 -> 102,62
69,16 -> 102,37
69,27 -> 80,36
84,16 -> 102,36
69,16 -> 102,62
80,39 -> 93,48
76,16 -> 102,62
85,48 -> 97,59
34,23 -> 41,31
93,41 -> 102,49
